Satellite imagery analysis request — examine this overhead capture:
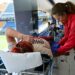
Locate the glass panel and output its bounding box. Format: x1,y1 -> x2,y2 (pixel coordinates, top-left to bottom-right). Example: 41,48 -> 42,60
0,0 -> 16,51
38,11 -> 48,34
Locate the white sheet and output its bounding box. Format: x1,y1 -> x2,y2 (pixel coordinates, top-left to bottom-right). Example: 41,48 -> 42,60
0,52 -> 42,73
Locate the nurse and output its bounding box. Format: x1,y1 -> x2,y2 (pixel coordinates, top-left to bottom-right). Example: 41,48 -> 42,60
51,1 -> 75,55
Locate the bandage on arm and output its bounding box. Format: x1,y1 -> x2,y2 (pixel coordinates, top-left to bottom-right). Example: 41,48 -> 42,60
8,42 -> 16,51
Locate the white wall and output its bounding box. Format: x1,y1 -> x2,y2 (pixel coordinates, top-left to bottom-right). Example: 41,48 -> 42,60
68,0 -> 75,4
54,0 -> 67,3
54,0 -> 75,3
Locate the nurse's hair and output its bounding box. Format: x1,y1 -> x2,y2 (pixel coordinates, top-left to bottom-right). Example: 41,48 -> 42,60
51,1 -> 75,16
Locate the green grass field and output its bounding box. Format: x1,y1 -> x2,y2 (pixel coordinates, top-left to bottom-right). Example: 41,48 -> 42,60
0,35 -> 8,51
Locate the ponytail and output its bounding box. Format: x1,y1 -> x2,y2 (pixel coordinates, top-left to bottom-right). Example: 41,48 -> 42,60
51,1 -> 75,15
65,1 -> 75,14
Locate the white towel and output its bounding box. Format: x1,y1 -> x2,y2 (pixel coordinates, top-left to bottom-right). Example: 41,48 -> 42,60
0,52 -> 42,73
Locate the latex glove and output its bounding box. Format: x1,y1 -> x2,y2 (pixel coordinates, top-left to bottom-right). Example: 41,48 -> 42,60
51,42 -> 60,54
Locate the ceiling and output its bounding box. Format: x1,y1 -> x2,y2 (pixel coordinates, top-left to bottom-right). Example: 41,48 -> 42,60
13,0 -> 75,12
13,0 -> 53,12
